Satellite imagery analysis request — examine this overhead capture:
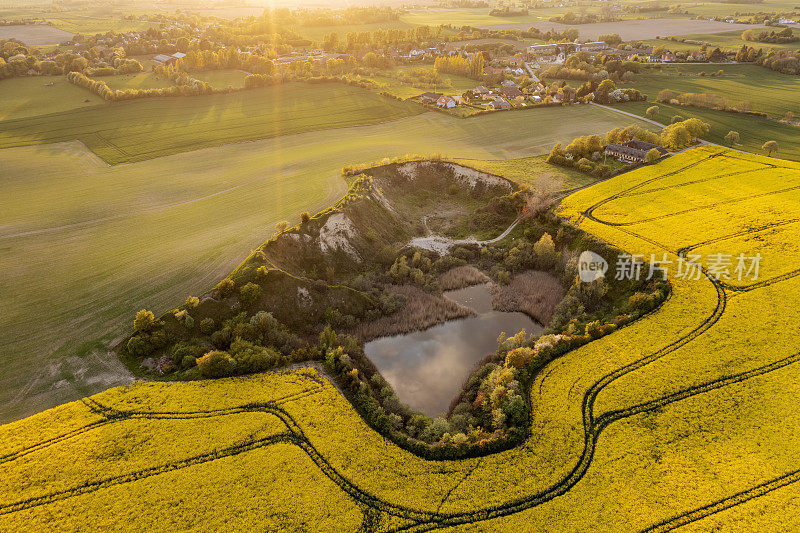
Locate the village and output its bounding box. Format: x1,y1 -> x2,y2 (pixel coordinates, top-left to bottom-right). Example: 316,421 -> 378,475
1,9 -> 750,118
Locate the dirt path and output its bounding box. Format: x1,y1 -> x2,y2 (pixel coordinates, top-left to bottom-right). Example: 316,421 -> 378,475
408,217 -> 521,254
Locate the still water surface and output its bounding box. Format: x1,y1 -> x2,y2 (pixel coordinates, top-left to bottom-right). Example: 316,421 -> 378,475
364,284 -> 542,416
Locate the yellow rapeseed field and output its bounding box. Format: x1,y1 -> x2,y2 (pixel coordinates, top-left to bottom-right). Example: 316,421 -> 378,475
2,146 -> 800,532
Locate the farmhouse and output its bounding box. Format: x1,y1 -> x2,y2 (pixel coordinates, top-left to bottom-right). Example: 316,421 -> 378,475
489,97 -> 511,110
604,140 -> 669,163
498,86 -> 523,99
152,52 -> 187,66
420,92 -> 442,104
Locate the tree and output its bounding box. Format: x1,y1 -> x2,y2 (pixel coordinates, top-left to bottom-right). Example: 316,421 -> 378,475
196,350 -> 237,378
275,220 -> 289,234
671,115 -> 684,124
546,142 -> 564,164
646,105 -> 659,119
216,277 -> 235,298
239,282 -> 262,305
724,130 -> 740,147
300,212 -> 311,223
645,148 -> 661,163
762,140 -> 779,156
133,309 -> 155,333
596,79 -> 616,96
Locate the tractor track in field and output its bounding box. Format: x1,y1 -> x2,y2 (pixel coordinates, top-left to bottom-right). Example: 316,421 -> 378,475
4,149 -> 800,531
0,272 -> 797,531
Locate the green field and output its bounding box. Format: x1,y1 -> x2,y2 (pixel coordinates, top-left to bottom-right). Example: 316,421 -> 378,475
454,154 -> 594,192
367,65 -> 479,99
3,147 -> 800,531
630,63 -> 800,119
682,0 -> 800,17
296,20 -> 416,41
0,102 -> 648,423
401,8 -> 551,27
0,76 -> 105,121
101,71 -> 175,91
192,69 -> 248,89
615,100 -> 800,160
102,69 -> 248,91
646,29 -> 800,52
0,8 -> 155,34
0,82 -> 425,164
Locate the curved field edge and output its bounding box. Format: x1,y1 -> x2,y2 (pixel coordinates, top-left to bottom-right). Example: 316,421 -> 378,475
2,146 -> 799,531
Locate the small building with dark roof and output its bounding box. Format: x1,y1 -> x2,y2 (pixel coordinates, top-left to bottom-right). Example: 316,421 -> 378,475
420,92 -> 442,104
604,140 -> 668,163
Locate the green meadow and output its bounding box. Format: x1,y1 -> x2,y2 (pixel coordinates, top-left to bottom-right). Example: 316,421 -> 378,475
102,69 -> 249,91
365,64 -> 479,99
646,29 -> 800,52
631,63 -> 800,119
0,76 -> 105,121
617,100 -> 800,160
0,82 -> 425,164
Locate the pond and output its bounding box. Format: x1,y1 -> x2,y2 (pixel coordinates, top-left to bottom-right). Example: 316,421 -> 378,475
364,283 -> 543,417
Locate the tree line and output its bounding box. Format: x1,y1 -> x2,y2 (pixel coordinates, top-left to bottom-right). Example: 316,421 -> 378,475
433,54 -> 486,79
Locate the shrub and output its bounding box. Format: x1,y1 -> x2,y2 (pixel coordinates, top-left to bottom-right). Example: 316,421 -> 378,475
126,335 -> 151,357
534,232 -> 557,268
171,341 -> 206,367
627,291 -> 653,314
502,394 -> 527,427
585,320 -> 603,338
300,211 -> 311,224
239,282 -> 262,305
420,417 -> 451,443
497,269 -> 511,285
216,278 -> 235,298
196,350 -> 237,378
505,346 -> 534,369
185,296 -> 200,308
199,318 -> 215,334
133,309 -> 155,333
229,338 -> 278,373
211,328 -> 232,349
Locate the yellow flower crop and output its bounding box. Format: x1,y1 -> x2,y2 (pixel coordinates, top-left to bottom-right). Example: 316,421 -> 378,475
2,146 -> 800,531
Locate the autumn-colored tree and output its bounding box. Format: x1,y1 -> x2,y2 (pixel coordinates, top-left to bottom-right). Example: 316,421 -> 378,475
762,140 -> 779,156
724,130 -> 740,147
133,309 -> 155,333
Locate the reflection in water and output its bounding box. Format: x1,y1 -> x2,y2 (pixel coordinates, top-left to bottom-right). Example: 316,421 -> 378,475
364,284 -> 543,417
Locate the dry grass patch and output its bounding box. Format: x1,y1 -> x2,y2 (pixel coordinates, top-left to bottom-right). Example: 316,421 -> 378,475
439,266 -> 491,291
491,270 -> 563,325
353,285 -> 473,341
